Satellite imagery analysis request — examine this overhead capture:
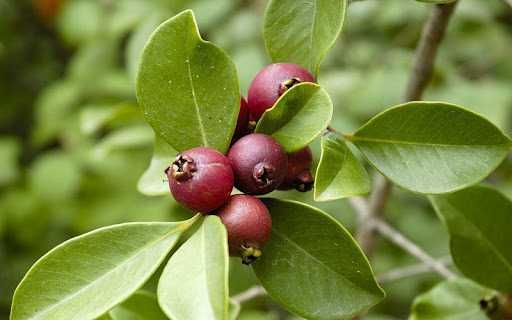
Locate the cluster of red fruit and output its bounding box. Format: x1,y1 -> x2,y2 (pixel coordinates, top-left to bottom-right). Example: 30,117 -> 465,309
165,63 -> 315,264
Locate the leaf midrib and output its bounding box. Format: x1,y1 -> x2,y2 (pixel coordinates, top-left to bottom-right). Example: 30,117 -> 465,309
351,135 -> 510,148
29,227 -> 181,319
306,0 -> 318,70
185,57 -> 208,147
272,228 -> 376,297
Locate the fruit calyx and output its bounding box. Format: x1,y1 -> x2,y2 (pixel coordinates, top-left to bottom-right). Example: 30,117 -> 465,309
253,162 -> 276,187
278,77 -> 302,96
170,154 -> 197,182
294,170 -> 314,192
240,245 -> 262,265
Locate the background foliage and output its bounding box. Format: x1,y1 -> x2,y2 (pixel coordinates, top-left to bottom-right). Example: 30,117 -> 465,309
1,0 -> 512,319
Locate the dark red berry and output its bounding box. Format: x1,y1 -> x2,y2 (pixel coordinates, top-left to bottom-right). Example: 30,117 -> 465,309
215,194 -> 272,264
232,97 -> 250,143
228,133 -> 287,195
278,147 -> 314,192
166,147 -> 233,213
247,63 -> 315,120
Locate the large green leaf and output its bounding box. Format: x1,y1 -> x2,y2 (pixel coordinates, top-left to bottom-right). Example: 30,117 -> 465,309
108,291 -> 167,320
136,10 -> 240,153
350,102 -> 511,194
411,278 -> 495,320
158,216 -> 229,320
138,135 -> 177,196
314,132 -> 370,201
431,186 -> 512,292
255,83 -> 333,153
253,199 -> 384,320
10,217 -> 199,320
263,0 -> 347,74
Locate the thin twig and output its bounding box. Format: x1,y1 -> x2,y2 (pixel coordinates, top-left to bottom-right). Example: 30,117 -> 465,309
356,175 -> 392,256
372,219 -> 456,279
378,256 -> 452,283
404,2 -> 458,102
352,198 -> 456,279
231,286 -> 266,304
354,2 -> 458,257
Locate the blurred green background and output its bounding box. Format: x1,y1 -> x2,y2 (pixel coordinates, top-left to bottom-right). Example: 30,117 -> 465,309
1,0 -> 512,319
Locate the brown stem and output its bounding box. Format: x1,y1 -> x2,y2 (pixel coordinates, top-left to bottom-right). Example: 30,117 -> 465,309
404,1 -> 458,102
355,2 -> 458,256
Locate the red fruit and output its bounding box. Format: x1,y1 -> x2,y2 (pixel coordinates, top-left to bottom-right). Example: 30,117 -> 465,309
166,147 -> 233,213
278,147 -> 314,192
232,97 -> 250,143
247,63 -> 315,120
228,133 -> 287,195
215,195 -> 272,264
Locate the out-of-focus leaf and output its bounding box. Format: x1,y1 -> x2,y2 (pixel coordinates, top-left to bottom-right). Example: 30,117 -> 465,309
80,103 -> 140,135
138,135 -> 176,196
32,81 -> 81,146
0,137 -> 20,186
57,0 -> 102,45
410,278 -> 494,320
30,152 -> 81,203
126,14 -> 164,82
93,126 -> 153,159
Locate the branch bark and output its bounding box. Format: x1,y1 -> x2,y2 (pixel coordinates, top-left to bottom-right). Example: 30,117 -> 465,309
404,2 -> 458,102
378,256 -> 452,283
231,286 -> 266,304
372,220 -> 456,279
355,1 -> 458,256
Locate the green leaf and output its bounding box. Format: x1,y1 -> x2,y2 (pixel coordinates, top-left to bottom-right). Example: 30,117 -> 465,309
314,132 -> 370,201
158,216 -> 229,320
253,199 -> 384,320
410,278 -> 494,320
137,10 -> 240,153
350,101 -> 511,194
263,0 -> 347,74
108,291 -> 167,320
30,152 -> 81,203
431,186 -> 512,292
138,135 -> 177,196
10,217 -> 199,320
255,83 -> 333,153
